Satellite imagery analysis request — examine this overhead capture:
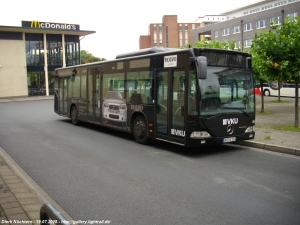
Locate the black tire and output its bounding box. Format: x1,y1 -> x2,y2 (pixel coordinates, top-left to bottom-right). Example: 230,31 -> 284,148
71,106 -> 80,126
264,89 -> 270,96
133,116 -> 150,144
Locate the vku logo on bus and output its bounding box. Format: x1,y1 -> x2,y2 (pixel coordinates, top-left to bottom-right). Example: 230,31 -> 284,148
171,129 -> 185,137
223,118 -> 238,125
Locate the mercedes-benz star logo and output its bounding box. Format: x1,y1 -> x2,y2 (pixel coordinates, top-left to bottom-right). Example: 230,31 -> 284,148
227,125 -> 234,135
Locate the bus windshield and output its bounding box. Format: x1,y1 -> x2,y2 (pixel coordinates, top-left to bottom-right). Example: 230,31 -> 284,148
199,67 -> 254,116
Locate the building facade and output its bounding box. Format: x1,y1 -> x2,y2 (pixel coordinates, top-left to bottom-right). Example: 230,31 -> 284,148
139,15 -> 201,49
191,0 -> 300,50
0,20 -> 95,98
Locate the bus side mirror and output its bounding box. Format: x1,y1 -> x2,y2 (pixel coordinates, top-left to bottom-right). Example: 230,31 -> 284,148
197,56 -> 207,79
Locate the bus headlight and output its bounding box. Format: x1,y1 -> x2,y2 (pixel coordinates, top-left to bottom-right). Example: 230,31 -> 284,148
245,126 -> 254,133
190,131 -> 211,138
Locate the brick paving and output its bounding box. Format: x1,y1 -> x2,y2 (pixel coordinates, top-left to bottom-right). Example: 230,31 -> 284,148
0,156 -> 42,225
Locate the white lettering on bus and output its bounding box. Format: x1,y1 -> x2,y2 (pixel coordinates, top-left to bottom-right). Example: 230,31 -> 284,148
223,118 -> 238,125
131,105 -> 143,111
171,129 -> 185,137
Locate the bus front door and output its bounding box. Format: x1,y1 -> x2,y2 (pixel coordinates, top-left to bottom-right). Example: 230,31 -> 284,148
87,66 -> 101,123
155,69 -> 186,145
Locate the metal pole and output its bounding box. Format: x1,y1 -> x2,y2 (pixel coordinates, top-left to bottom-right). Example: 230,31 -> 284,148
43,33 -> 49,96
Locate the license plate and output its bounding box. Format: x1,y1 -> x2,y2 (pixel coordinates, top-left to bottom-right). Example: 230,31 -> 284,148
223,137 -> 236,143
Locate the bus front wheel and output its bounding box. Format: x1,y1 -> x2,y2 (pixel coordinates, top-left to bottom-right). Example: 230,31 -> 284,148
133,116 -> 150,144
71,106 -> 80,126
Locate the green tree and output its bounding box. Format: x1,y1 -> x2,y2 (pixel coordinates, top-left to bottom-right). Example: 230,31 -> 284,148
80,50 -> 106,63
193,39 -> 237,50
251,16 -> 300,127
250,51 -> 270,113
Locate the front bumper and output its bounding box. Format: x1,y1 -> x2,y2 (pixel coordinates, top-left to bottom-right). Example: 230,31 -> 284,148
185,132 -> 255,147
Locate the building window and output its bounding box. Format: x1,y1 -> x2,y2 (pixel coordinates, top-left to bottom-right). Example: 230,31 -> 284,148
235,41 -> 241,50
244,23 -> 253,31
270,16 -> 281,25
179,24 -> 182,32
159,25 -> 162,33
261,4 -> 273,10
233,25 -> 240,33
244,39 -> 252,48
214,30 -> 218,38
153,25 -> 157,34
46,34 -> 62,68
222,28 -> 230,36
65,35 -> 79,66
154,41 -> 157,47
250,8 -> 260,14
192,24 -> 195,30
256,20 -> 266,29
185,24 -> 188,31
286,12 -> 298,21
25,33 -> 44,69
0,31 -> 22,40
166,25 -> 169,47
274,1 -> 287,7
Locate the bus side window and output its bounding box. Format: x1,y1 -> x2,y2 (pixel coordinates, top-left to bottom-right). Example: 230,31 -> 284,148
127,71 -> 153,104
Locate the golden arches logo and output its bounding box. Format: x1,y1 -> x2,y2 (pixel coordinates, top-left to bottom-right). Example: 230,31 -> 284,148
30,20 -> 40,28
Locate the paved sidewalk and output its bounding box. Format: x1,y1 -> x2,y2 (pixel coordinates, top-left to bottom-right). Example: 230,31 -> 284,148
0,153 -> 41,224
0,95 -> 299,224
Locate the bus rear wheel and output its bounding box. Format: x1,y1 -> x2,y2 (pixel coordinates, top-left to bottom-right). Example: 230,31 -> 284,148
133,116 -> 150,144
71,106 -> 80,126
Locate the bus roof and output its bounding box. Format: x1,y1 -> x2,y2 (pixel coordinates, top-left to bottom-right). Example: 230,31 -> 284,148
115,47 -> 179,59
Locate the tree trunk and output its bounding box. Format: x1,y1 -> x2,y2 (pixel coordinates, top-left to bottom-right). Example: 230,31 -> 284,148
278,81 -> 281,101
260,81 -> 264,113
295,81 -> 299,128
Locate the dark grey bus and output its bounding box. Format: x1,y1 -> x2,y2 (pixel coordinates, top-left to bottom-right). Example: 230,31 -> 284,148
54,48 -> 255,147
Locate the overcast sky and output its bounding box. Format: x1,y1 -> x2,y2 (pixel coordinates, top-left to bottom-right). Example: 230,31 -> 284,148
1,0 -> 260,60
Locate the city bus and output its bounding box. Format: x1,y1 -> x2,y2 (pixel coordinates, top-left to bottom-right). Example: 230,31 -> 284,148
54,48 -> 255,147
258,81 -> 300,97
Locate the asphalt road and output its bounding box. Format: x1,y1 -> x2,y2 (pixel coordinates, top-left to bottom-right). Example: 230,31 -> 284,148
0,100 -> 300,225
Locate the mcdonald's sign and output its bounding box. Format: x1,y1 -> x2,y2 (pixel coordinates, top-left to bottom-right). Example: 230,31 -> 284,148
22,20 -> 79,30
31,20 -> 40,28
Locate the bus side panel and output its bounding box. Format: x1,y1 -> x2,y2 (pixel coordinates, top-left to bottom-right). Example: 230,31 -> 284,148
68,98 -> 88,121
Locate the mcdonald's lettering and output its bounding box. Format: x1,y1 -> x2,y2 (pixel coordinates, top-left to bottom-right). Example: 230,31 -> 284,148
30,20 -> 77,30
31,20 -> 40,28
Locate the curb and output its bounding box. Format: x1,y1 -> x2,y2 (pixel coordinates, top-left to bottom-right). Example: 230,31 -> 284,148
0,96 -> 53,103
234,140 -> 300,156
